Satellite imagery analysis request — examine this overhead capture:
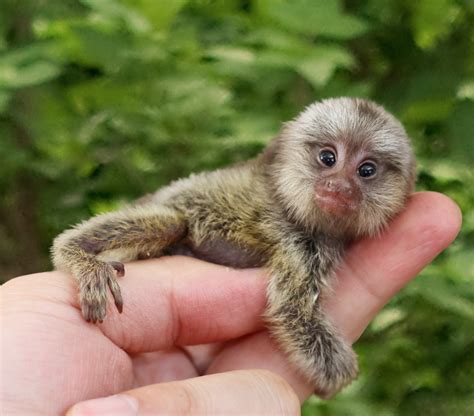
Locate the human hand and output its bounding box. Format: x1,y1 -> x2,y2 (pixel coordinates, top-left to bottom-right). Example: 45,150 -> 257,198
1,192 -> 461,415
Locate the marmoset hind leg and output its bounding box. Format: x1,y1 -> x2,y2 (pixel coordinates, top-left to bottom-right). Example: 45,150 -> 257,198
265,243 -> 358,398
52,205 -> 186,323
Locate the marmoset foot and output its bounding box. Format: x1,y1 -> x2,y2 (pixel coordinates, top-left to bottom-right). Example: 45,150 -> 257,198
78,261 -> 124,323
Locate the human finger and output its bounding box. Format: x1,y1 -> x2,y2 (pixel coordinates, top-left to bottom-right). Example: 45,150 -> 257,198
94,257 -> 267,353
208,192 -> 462,401
67,370 -> 300,416
324,191 -> 462,341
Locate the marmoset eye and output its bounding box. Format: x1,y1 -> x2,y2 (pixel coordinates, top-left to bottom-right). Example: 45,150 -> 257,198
358,162 -> 377,178
319,150 -> 336,167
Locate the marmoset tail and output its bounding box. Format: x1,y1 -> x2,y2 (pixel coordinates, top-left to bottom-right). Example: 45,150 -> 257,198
52,97 -> 416,398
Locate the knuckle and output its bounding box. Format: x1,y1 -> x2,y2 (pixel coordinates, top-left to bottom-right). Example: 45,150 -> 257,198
252,370 -> 301,415
173,383 -> 201,414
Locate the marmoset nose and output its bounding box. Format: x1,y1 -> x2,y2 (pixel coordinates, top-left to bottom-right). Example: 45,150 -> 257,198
314,178 -> 358,215
325,179 -> 354,199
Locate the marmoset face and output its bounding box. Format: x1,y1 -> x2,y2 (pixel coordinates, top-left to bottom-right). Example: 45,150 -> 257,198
271,98 -> 416,238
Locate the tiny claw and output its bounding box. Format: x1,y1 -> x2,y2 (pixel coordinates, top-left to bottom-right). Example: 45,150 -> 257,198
107,274 -> 124,314
82,303 -> 91,322
109,261 -> 125,277
112,288 -> 123,313
115,298 -> 123,314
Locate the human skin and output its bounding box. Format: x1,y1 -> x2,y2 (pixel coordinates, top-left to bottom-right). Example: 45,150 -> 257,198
0,192 -> 461,415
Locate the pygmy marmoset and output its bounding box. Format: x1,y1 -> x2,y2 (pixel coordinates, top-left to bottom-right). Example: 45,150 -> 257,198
52,97 -> 416,398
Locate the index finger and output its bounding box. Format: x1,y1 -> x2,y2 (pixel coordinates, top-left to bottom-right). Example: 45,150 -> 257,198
207,192 -> 461,401
96,257 -> 267,353
324,191 -> 462,341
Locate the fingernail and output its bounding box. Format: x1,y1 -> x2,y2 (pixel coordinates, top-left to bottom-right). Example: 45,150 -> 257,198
68,394 -> 139,416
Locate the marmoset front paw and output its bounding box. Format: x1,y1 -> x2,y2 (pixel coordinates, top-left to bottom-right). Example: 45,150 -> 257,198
311,338 -> 358,399
76,260 -> 124,323
277,314 -> 359,399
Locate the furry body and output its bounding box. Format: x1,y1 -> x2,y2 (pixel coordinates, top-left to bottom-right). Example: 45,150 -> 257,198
52,98 -> 416,397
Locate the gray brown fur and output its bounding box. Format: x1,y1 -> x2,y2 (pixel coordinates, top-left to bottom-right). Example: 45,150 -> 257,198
52,97 -> 416,398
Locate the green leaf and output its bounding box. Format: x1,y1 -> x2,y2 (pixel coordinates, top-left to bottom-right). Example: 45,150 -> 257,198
410,0 -> 461,49
256,0 -> 369,39
411,278 -> 474,320
65,25 -> 135,70
207,45 -> 256,64
457,80 -> 474,100
296,45 -> 355,87
447,100 -> 474,162
80,0 -> 152,33
0,43 -> 62,89
0,89 -> 11,112
402,98 -> 454,124
122,0 -> 188,31
370,307 -> 406,332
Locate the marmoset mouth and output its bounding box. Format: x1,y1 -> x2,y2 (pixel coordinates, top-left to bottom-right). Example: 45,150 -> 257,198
314,192 -> 357,216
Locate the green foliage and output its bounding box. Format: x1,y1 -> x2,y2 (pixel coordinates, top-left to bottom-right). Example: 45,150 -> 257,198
0,0 -> 473,414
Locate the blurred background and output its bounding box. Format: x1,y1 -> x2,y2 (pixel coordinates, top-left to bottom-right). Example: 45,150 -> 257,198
0,0 -> 473,414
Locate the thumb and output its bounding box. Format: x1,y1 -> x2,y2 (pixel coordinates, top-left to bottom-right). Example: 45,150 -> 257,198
66,370 -> 300,416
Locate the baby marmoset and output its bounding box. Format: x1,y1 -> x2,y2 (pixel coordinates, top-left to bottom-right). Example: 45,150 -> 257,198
52,97 -> 416,398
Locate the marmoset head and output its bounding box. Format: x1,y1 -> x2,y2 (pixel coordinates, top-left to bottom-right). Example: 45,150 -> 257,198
269,97 -> 416,239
